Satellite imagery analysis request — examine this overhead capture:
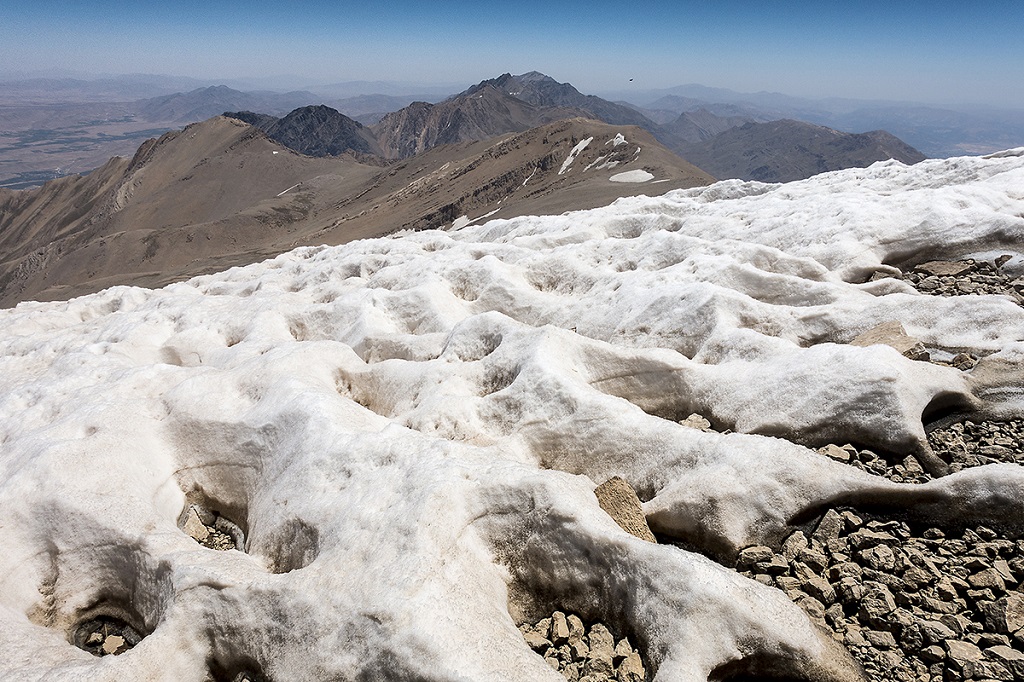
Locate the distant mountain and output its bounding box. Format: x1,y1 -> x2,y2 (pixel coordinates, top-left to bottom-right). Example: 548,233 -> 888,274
609,84 -> 1024,159
135,85 -> 323,122
372,85 -> 584,159
0,116 -> 711,305
679,119 -> 926,183
467,72 -> 657,129
262,105 -> 382,157
662,108 -> 757,143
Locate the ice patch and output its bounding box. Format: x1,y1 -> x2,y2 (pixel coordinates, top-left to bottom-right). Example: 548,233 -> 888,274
606,133 -> 627,147
609,169 -> 654,183
558,137 -> 594,175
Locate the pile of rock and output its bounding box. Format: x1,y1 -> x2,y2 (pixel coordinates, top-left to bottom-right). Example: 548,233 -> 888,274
901,258 -> 1024,304
73,615 -> 143,657
519,611 -> 646,681
816,416 -> 1022,485
182,504 -> 243,551
737,511 -> 1024,681
930,419 -> 1024,472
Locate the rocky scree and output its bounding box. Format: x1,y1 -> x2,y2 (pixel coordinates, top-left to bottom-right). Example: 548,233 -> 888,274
737,511 -> 1024,681
519,611 -> 647,682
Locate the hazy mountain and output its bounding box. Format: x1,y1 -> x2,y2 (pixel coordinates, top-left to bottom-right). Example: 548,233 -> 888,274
372,85 -> 585,159
135,85 -> 323,122
679,119 -> 926,182
468,72 -> 657,129
0,116 -> 710,305
609,84 -> 1024,159
662,108 -> 757,143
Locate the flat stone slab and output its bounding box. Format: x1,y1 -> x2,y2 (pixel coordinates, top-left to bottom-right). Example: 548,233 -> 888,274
595,477 -> 656,543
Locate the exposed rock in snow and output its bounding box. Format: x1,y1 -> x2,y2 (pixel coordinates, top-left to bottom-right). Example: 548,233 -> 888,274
0,151 -> 1023,680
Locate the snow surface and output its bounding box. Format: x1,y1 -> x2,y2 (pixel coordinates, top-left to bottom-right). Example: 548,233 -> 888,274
558,137 -> 593,175
609,169 -> 654,183
1,151 -> 1024,680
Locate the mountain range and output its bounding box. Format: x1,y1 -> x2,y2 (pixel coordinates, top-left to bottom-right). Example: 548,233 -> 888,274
0,115 -> 711,305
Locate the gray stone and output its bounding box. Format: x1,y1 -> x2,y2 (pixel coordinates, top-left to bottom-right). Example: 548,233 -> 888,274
820,444 -> 850,462
587,624 -> 615,661
594,477 -> 656,543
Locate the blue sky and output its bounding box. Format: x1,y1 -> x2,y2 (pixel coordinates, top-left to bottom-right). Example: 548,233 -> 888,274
2,0 -> 1023,107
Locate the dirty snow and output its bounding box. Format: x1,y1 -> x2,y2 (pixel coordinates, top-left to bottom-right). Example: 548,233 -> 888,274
0,151 -> 1023,681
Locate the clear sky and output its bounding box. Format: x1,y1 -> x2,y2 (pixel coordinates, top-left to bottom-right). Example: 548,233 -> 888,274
2,0 -> 1023,108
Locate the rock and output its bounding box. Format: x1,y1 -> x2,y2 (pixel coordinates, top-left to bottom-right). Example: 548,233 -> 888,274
919,619 -> 956,645
85,630 -> 103,646
781,531 -> 808,560
568,614 -> 586,642
812,509 -> 845,544
969,568 -> 1006,592
613,637 -> 633,661
679,413 -> 711,430
523,630 -> 552,651
183,506 -> 210,542
587,624 -> 615,661
986,645 -> 1024,678
617,651 -> 645,682
945,640 -> 985,677
737,545 -> 774,568
920,645 -> 945,663
865,630 -> 897,649
917,260 -> 973,277
594,477 -> 656,543
803,576 -> 837,605
850,320 -> 930,361
102,635 -> 126,656
551,611 -> 570,643
1004,593 -> 1024,633
820,444 -> 850,462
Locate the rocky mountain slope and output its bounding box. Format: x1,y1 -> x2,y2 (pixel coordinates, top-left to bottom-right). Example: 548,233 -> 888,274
371,85 -> 584,159
230,105 -> 383,157
679,119 -> 926,182
0,116 -> 711,305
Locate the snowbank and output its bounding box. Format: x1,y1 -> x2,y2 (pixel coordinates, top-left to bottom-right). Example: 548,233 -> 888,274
0,151 -> 1023,680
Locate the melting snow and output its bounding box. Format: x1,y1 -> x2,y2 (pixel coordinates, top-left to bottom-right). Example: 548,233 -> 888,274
607,133 -> 627,147
558,137 -> 594,175
609,169 -> 654,183
1,151 -> 1023,680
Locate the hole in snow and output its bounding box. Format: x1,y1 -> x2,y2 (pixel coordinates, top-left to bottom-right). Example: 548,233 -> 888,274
180,502 -> 246,551
73,613 -> 145,657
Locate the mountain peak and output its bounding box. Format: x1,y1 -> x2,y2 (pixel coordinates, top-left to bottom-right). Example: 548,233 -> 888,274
515,71 -> 555,83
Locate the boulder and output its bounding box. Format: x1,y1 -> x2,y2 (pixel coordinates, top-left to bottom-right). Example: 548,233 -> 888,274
594,477 -> 656,543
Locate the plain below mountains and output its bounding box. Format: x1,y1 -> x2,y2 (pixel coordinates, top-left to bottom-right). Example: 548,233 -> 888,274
0,115 -> 711,306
